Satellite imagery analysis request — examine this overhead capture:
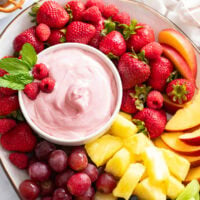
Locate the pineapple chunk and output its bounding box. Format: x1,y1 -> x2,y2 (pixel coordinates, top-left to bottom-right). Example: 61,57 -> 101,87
85,134 -> 123,167
134,178 -> 166,200
119,112 -> 132,121
110,114 -> 137,138
94,192 -> 117,200
105,148 -> 131,177
167,175 -> 184,199
161,148 -> 190,181
124,133 -> 153,159
142,146 -> 170,187
113,163 -> 145,200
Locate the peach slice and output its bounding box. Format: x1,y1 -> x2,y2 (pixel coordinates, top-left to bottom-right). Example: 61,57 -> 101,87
154,137 -> 200,167
163,94 -> 184,114
161,44 -> 195,85
158,29 -> 197,78
179,128 -> 200,146
161,132 -> 200,156
184,166 -> 200,184
165,91 -> 200,131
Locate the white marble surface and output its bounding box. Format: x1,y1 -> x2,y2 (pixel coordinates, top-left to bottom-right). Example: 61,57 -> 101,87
0,0 -> 199,200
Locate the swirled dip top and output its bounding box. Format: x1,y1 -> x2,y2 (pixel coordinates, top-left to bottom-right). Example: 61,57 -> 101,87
22,46 -> 118,140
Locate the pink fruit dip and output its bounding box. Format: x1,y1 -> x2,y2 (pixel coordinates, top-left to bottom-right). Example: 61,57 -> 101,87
22,45 -> 118,140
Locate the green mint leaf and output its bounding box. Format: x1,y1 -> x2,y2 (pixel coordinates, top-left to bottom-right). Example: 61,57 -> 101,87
0,58 -> 30,74
21,43 -> 37,68
0,73 -> 33,90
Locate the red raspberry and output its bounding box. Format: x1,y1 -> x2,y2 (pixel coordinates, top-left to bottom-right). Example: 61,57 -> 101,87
9,152 -> 28,169
47,29 -> 66,46
32,63 -> 49,80
24,82 -> 40,100
83,6 -> 102,25
141,42 -> 163,60
40,77 -> 55,93
36,23 -> 51,42
112,12 -> 131,25
0,119 -> 17,134
147,90 -> 164,110
85,0 -> 105,12
103,4 -> 119,18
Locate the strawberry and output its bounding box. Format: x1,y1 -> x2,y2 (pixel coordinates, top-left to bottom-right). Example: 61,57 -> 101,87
0,95 -> 19,116
0,119 -> 16,134
102,4 -> 119,18
47,29 -> 66,46
85,0 -> 105,12
141,42 -> 163,60
24,82 -> 40,100
133,108 -> 167,138
1,123 -> 37,152
66,0 -> 85,21
36,1 -> 69,28
118,53 -> 151,89
66,21 -> 96,44
147,90 -> 163,110
9,153 -> 28,169
112,11 -> 131,25
127,23 -> 155,53
121,85 -> 151,114
166,79 -> 195,104
14,27 -> 44,53
36,23 -> 51,42
148,57 -> 174,92
89,17 -> 104,48
99,31 -> 126,58
82,6 -> 102,25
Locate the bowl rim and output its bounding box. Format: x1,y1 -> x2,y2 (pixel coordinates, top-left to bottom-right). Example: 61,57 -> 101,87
0,0 -> 199,198
18,42 -> 123,146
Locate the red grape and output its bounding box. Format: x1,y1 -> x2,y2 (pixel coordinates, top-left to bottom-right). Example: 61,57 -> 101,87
35,141 -> 56,160
55,169 -> 74,188
74,186 -> 95,200
41,197 -> 52,200
28,162 -> 51,182
19,180 -> 40,200
67,173 -> 91,196
53,188 -> 72,200
81,163 -> 98,182
40,180 -> 54,196
96,172 -> 117,193
48,150 -> 68,172
68,150 -> 88,171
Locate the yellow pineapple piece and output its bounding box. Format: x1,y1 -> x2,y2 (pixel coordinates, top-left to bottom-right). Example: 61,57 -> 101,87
134,178 -> 166,200
110,114 -> 137,138
142,146 -> 170,187
113,163 -> 145,200
161,148 -> 190,181
105,148 -> 131,177
94,192 -> 117,200
85,134 -> 123,167
119,112 -> 132,121
124,133 -> 153,160
167,175 -> 184,199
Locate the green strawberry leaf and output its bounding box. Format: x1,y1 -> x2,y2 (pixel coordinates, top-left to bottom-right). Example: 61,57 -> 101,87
0,73 -> 33,90
0,110 -> 25,121
132,119 -> 149,136
101,18 -> 116,36
0,58 -> 30,74
20,43 -> 37,68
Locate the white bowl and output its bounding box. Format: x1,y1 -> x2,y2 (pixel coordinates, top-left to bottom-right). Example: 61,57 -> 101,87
18,43 -> 122,146
0,0 -> 200,199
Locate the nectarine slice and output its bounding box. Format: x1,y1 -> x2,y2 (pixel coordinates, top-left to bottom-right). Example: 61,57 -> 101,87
161,132 -> 200,156
179,128 -> 200,146
159,29 -> 197,78
165,91 -> 200,131
154,137 -> 200,167
161,44 -> 195,85
184,166 -> 200,184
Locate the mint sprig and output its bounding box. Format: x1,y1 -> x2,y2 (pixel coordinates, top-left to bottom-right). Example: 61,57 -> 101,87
0,43 -> 37,90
